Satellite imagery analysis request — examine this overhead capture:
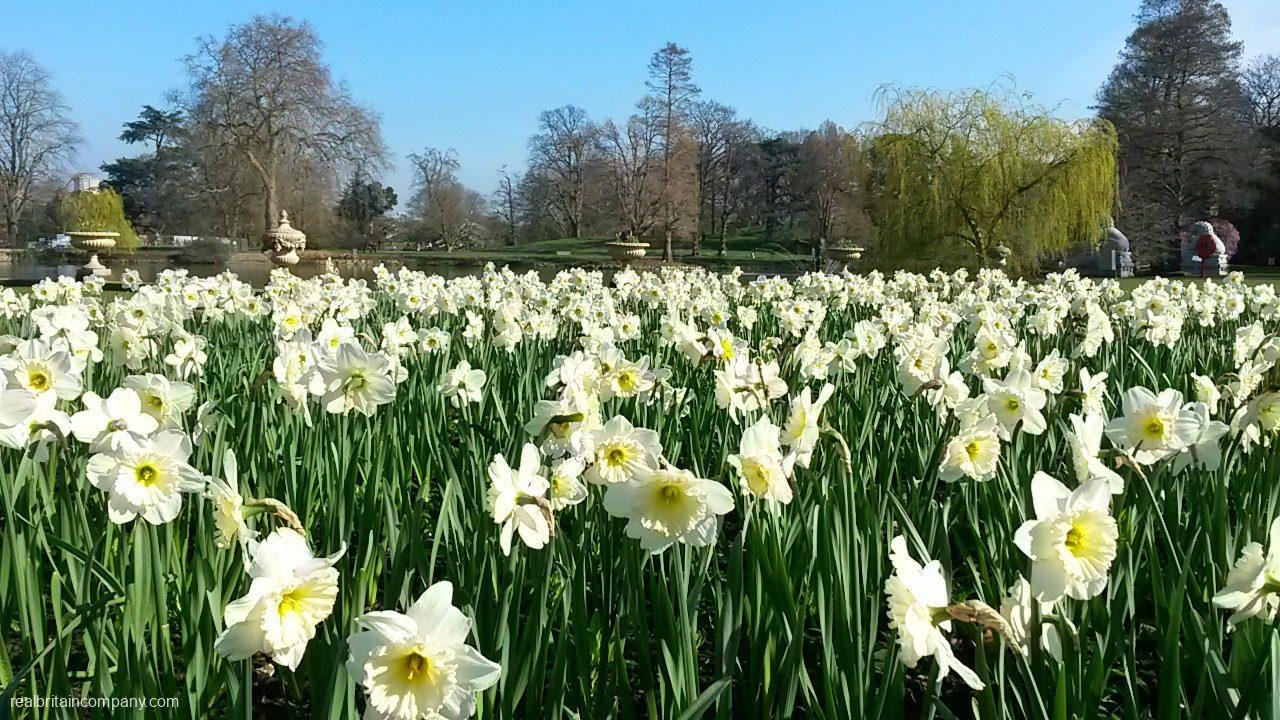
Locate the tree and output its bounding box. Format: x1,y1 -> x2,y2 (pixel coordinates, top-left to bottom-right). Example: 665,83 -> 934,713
647,43 -> 701,261
56,188 -> 141,250
183,15 -> 384,235
1243,55 -> 1280,130
528,105 -> 596,238
866,87 -> 1118,271
492,166 -> 521,246
795,122 -> 866,262
119,105 -> 184,155
102,104 -> 193,233
0,50 -> 80,246
690,101 -> 753,256
1096,0 -> 1255,264
407,147 -> 485,251
1241,55 -> 1280,259
336,174 -> 396,249
599,111 -> 662,240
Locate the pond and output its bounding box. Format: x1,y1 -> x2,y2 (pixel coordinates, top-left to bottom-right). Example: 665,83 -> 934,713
0,253 -> 541,287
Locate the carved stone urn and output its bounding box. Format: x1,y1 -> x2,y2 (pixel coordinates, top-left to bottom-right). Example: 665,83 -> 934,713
66,230 -> 118,278
263,210 -> 306,267
604,231 -> 649,260
825,244 -> 864,272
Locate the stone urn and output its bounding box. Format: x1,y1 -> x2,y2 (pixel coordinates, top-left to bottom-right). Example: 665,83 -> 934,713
825,244 -> 864,272
66,230 -> 118,278
604,231 -> 649,260
263,210 -> 306,267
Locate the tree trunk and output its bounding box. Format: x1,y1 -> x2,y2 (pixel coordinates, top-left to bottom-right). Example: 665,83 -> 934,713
663,228 -> 674,262
718,227 -> 728,256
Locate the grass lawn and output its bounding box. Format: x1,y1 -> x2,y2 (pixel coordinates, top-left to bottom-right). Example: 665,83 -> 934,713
389,234 -> 814,272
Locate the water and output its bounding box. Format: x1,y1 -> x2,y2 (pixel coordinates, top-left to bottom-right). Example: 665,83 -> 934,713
0,254 -> 533,287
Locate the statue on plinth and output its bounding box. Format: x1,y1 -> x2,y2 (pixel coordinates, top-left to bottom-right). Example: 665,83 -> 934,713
1100,221 -> 1134,277
1181,220 -> 1228,277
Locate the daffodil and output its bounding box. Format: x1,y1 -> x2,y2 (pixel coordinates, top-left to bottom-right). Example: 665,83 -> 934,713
1104,386 -> 1199,465
584,415 -> 661,485
216,528 -> 344,670
1014,473 -> 1118,603
1213,518 -> 1280,626
487,443 -> 552,555
346,581 -> 501,720
883,535 -> 983,690
602,466 -> 733,553
85,430 -> 205,524
727,415 -> 794,504
70,388 -> 158,453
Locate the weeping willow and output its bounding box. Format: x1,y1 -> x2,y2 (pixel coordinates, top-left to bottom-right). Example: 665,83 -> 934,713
865,87 -> 1118,273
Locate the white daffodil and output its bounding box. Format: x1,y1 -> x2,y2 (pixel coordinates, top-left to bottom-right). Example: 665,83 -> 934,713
727,415 -> 794,504
487,443 -> 552,555
439,360 -> 487,408
1066,413 -> 1124,493
123,373 -> 197,428
1014,473 -> 1118,603
546,457 -> 588,511
781,383 -> 835,469
216,528 -> 344,670
1171,402 -> 1229,473
85,430 -> 206,525
602,466 -> 733,554
1214,518 -> 1280,627
999,577 -> 1063,660
1078,369 -> 1108,417
346,581 -> 501,720
883,535 -> 983,690
584,415 -> 662,485
312,342 -> 397,416
5,338 -> 82,401
1104,386 -> 1199,465
983,369 -> 1047,439
70,388 -> 158,453
939,411 -> 1002,483
207,448 -> 256,552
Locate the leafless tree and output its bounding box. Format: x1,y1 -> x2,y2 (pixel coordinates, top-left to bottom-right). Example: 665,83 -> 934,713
528,105 -> 596,239
408,147 -> 485,250
599,111 -> 662,240
0,50 -> 80,246
492,165 -> 521,246
182,15 -> 384,235
1244,55 -> 1280,131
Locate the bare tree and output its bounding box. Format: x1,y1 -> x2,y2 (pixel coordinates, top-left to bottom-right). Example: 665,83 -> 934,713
599,111 -> 662,240
492,165 -> 521,246
182,15 -> 385,235
647,43 -> 700,260
0,50 -> 80,246
1244,55 -> 1280,131
528,105 -> 596,238
408,147 -> 485,250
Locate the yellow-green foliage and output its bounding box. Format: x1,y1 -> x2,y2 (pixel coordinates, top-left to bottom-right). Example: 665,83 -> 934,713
865,87 -> 1118,273
58,188 -> 141,250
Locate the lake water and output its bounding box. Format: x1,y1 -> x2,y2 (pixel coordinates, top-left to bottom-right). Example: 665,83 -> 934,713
0,254 -> 534,287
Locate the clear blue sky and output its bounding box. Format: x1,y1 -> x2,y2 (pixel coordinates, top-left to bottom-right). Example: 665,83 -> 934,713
3,1 -> 1278,204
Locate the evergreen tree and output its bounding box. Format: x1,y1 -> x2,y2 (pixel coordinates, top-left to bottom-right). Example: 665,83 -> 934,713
1096,0 -> 1255,265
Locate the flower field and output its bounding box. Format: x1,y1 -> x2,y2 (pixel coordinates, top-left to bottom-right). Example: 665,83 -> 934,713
3,264 -> 1280,718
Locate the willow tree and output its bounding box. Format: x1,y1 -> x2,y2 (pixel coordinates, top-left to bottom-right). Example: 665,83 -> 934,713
865,87 -> 1118,271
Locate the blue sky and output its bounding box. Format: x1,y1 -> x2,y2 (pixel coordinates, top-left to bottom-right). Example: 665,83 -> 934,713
3,1 -> 1279,203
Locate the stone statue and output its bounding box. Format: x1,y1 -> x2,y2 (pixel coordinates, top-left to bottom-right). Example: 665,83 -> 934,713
1181,220 -> 1228,277
1100,221 -> 1134,277
1061,220 -> 1133,277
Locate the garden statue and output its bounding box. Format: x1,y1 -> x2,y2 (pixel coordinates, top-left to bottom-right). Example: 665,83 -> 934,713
1100,221 -> 1134,277
1181,220 -> 1228,277
263,210 -> 306,267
